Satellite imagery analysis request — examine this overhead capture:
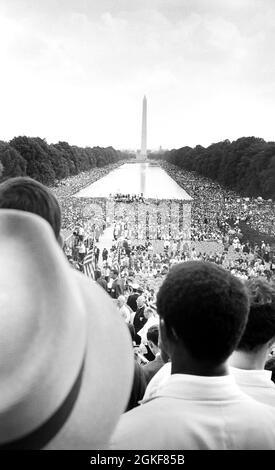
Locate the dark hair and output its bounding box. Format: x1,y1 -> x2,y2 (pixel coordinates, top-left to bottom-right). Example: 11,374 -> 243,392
237,279 -> 275,351
147,325 -> 159,347
0,177 -> 61,239
112,269 -> 119,276
157,261 -> 249,364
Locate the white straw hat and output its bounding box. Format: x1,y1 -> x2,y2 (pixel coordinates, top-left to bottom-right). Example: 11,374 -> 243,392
0,210 -> 134,449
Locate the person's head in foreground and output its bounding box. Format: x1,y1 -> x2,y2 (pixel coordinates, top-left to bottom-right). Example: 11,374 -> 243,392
157,261 -> 249,376
0,176 -> 62,241
110,262 -> 275,450
230,278 -> 275,370
0,209 -> 133,449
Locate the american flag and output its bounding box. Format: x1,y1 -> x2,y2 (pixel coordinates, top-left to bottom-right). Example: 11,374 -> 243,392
82,248 -> 95,279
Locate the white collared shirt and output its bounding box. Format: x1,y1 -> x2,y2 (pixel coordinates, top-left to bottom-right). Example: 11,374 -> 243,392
142,362 -> 171,400
110,373 -> 275,450
230,366 -> 275,407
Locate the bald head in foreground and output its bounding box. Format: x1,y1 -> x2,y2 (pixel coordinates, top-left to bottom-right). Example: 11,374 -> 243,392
110,261 -> 275,450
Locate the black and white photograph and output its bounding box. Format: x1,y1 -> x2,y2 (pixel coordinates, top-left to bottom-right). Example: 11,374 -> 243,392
0,0 -> 275,457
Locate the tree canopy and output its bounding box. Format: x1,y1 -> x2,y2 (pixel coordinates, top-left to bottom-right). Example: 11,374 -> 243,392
0,136 -> 131,185
150,137 -> 275,200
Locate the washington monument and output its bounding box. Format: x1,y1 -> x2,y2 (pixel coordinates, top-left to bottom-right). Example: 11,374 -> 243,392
140,95 -> 147,160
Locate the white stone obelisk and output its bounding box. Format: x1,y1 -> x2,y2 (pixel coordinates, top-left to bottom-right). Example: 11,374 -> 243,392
140,95 -> 147,160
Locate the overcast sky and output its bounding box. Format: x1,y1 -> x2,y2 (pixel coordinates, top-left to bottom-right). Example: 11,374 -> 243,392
0,0 -> 275,150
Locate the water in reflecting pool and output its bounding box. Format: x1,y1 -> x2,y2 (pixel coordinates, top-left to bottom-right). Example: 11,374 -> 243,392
74,162 -> 191,200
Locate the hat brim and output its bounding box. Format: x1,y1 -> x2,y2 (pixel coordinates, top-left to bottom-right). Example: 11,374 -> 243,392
46,273 -> 134,449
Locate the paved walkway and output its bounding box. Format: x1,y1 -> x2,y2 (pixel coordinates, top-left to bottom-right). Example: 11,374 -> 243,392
95,224 -> 114,267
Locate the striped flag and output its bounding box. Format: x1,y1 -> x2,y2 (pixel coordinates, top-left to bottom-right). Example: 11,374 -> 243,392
83,249 -> 95,280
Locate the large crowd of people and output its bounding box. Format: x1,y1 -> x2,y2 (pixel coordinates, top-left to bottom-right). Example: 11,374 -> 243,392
62,160 -> 275,291
0,171 -> 275,450
162,161 -> 275,241
53,159 -> 275,294
51,161 -> 123,232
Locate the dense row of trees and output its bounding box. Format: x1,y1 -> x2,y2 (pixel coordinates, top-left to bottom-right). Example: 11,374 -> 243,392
150,137 -> 275,199
0,137 -> 132,185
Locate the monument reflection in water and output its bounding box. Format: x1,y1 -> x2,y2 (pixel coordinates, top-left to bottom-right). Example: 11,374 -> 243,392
73,162 -> 192,245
